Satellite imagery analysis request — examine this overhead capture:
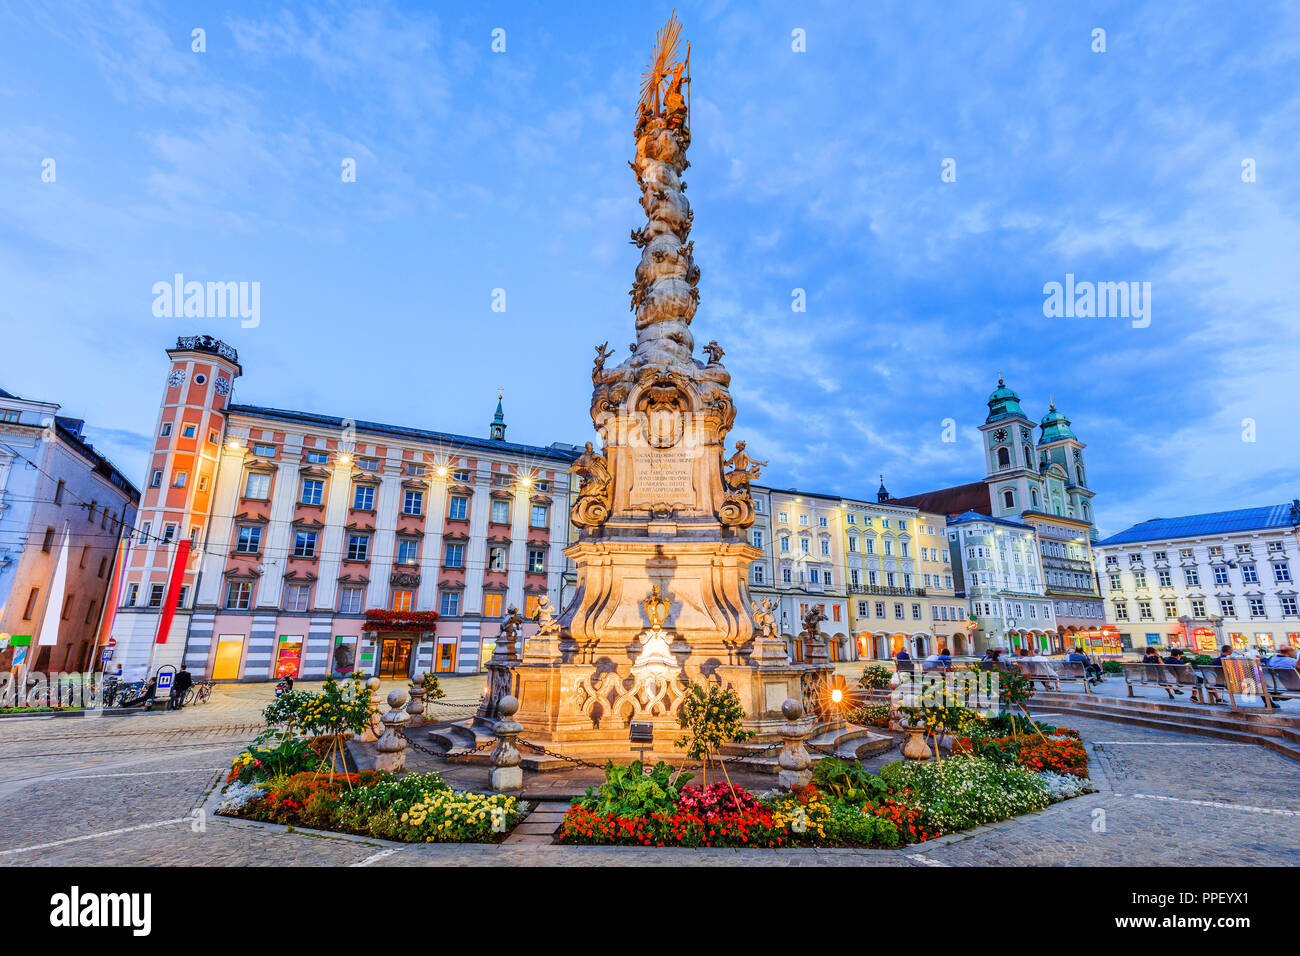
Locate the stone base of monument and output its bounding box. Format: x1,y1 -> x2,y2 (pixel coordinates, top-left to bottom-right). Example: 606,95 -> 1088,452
428,714 -> 892,773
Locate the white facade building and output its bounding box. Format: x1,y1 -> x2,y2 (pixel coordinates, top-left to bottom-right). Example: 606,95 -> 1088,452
1095,502 -> 1300,653
947,511 -> 1055,653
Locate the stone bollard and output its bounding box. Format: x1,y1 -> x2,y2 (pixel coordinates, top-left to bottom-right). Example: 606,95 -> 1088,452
406,672 -> 426,728
374,688 -> 410,773
489,695 -> 523,792
357,677 -> 383,743
777,698 -> 812,790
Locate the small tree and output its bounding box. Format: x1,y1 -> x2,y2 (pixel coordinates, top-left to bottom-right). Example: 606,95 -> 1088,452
415,671 -> 446,704
295,675 -> 374,785
676,682 -> 752,792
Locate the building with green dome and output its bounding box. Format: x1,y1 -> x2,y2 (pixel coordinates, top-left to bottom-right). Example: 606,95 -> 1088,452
892,378 -> 1107,654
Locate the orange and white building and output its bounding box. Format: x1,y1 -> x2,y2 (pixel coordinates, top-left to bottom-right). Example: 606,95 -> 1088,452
107,336 -> 579,682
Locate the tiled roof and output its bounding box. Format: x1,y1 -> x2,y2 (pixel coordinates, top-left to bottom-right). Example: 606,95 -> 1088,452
946,509 -> 1033,530
1097,503 -> 1299,547
226,403 -> 582,463
889,481 -> 989,516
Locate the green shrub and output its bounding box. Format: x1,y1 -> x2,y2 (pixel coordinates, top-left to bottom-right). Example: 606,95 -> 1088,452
810,756 -> 889,805
574,761 -> 693,818
824,801 -> 898,846
1102,660 -> 1123,674
847,703 -> 891,727
857,663 -> 894,690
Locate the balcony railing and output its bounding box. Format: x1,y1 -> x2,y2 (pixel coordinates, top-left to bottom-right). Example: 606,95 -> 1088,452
850,585 -> 927,597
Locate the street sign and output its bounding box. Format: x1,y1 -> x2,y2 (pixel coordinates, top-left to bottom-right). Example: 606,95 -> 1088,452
101,648 -> 114,663
155,665 -> 176,693
105,636 -> 117,649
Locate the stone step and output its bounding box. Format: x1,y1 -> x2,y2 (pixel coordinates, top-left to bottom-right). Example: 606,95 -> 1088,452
1031,693 -> 1300,736
502,801 -> 570,845
1026,696 -> 1300,763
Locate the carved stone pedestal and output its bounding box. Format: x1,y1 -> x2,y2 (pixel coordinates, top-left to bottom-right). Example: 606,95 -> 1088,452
374,689 -> 410,773
489,696 -> 523,791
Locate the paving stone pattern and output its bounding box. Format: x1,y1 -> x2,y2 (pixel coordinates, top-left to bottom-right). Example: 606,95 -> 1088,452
2,677 -> 1297,866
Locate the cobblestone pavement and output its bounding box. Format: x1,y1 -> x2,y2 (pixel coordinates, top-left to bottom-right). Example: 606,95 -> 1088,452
2,680 -> 1297,866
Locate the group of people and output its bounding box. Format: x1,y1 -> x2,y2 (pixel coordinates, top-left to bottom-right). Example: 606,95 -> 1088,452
1142,644 -> 1297,670
893,646 -> 953,671
894,643 -> 1107,685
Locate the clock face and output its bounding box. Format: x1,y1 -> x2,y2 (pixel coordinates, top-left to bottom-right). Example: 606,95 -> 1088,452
993,428 -> 1009,443
1072,448 -> 1082,462
214,376 -> 231,396
1020,426 -> 1032,441
167,369 -> 186,388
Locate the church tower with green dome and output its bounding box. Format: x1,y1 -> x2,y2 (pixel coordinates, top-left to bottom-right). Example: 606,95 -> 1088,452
1037,402 -> 1095,533
979,378 -> 1044,519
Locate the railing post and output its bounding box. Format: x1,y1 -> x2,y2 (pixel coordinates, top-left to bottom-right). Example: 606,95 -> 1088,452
490,694 -> 524,791
374,689 -> 410,773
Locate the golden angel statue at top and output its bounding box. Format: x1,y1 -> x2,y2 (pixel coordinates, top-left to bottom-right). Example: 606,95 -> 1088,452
639,10 -> 690,130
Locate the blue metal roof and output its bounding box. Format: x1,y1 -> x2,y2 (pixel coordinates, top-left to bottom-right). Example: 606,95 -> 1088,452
226,403 -> 581,463
946,510 -> 1032,530
1097,503 -> 1299,546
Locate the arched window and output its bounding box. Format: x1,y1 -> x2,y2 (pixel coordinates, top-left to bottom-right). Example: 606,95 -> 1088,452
1030,487 -> 1039,508
1075,465 -> 1085,486
1024,445 -> 1033,467
997,446 -> 1011,468
1003,489 -> 1015,509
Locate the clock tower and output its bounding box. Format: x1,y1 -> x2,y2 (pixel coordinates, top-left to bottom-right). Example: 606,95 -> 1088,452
980,378 -> 1043,519
110,335 -> 242,674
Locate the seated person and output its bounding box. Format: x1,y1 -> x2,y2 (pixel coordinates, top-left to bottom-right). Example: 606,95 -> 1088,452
1065,646 -> 1103,685
1267,646 -> 1297,670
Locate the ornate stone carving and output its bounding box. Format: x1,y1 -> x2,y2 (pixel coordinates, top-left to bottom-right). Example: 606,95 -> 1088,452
801,605 -> 831,667
718,441 -> 766,528
522,595 -> 561,664
570,667 -> 688,728
567,441 -> 612,529
750,597 -> 788,665
494,605 -> 525,663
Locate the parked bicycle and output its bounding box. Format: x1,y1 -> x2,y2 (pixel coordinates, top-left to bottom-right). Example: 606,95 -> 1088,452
182,679 -> 214,706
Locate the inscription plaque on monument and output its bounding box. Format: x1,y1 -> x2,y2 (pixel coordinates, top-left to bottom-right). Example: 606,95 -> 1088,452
629,447 -> 696,508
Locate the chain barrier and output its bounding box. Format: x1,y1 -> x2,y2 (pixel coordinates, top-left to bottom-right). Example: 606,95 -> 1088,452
515,738 -> 606,770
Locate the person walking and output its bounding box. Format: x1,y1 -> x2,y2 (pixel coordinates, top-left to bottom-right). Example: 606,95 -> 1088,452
170,665 -> 193,710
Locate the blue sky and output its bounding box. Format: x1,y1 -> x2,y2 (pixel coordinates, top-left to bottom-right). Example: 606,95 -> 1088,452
1,0 -> 1297,537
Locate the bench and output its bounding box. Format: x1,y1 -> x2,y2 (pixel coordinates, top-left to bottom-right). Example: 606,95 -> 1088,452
1121,661 -> 1212,702
1267,666 -> 1300,705
1016,660 -> 1093,693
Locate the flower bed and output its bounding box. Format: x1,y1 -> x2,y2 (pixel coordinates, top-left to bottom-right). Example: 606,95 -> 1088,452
216,677 -> 524,843
557,742 -> 1088,849
953,729 -> 1089,778
218,769 -> 524,843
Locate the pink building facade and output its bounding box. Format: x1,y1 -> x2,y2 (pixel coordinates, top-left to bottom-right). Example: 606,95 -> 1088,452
107,336 -> 578,682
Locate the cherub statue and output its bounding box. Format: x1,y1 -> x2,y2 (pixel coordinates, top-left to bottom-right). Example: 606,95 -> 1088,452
801,605 -> 829,640
535,595 -> 560,635
722,441 -> 767,491
499,604 -> 525,660
751,597 -> 778,639
702,340 -> 724,365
